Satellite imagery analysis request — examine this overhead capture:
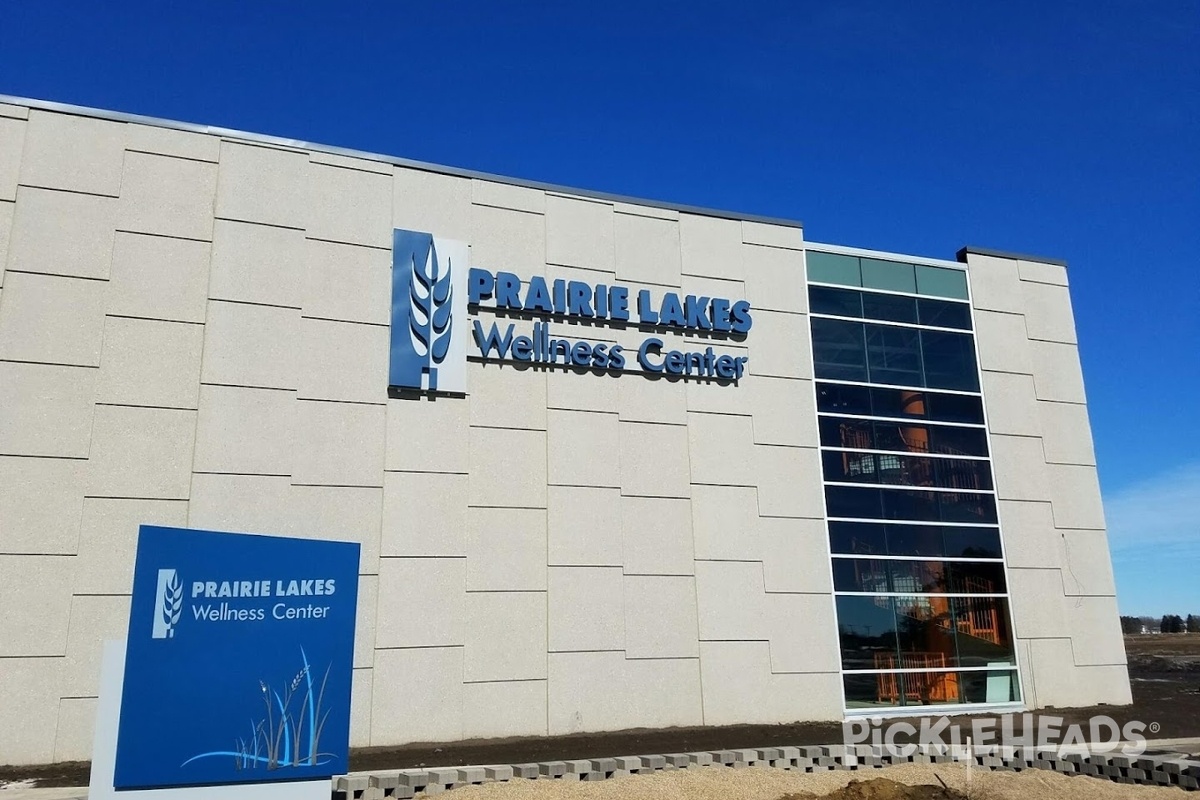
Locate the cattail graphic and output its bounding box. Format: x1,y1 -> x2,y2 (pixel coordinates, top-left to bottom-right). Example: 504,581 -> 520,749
161,572 -> 183,637
408,242 -> 454,390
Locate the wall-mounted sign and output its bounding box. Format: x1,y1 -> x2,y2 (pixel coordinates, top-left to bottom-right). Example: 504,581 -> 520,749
388,228 -> 753,393
113,526 -> 359,791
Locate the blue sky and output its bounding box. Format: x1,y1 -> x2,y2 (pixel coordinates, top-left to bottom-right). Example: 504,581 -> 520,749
2,1 -> 1196,614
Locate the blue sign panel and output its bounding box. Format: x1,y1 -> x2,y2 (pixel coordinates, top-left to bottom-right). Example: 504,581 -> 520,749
389,229 -> 469,394
115,526 -> 360,790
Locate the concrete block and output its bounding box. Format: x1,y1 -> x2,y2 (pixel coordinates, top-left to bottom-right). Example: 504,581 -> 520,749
200,300 -> 301,390
623,575 -> 699,658
747,310 -> 811,379
297,317 -> 389,404
87,405 -> 196,499
546,195 -> 614,271
20,110 -> 125,196
990,433 -> 1051,501
308,162 -> 392,248
462,679 -> 548,738
0,362 -> 96,458
470,363 -> 547,430
0,456 -> 86,555
589,758 -> 619,774
750,376 -> 817,446
619,421 -> 691,498
215,141 -> 309,228
75,498 -> 187,594
639,754 -> 668,770
614,210 -> 679,285
0,117 -> 24,201
469,427 -> 547,507
679,214 -> 745,280
548,566 -> 624,652
1007,568 -> 1068,639
386,397 -> 469,473
209,219 -> 306,308
548,486 -> 622,566
97,316 -> 204,409
0,555 -> 72,655
0,271 -> 107,366
766,593 -> 841,673
539,761 -> 567,778
292,400 -> 385,486
61,594 -> 130,696
117,151 -> 217,240
621,496 -> 694,576
466,507 -> 547,591
690,484 -> 760,561
484,765 -> 515,781
1028,340 -> 1087,404
0,657 -> 63,764
302,238 -> 390,325
688,752 -> 714,766
470,203 -> 544,272
1066,596 -> 1127,666
53,695 -> 97,762
1036,401 -> 1096,466
381,471 -> 467,556
565,759 -> 593,776
760,517 -> 833,593
688,412 -> 756,486
743,221 -> 802,250
1058,529 -> 1117,596
393,167 -> 472,242
1020,281 -> 1077,344
997,500 -> 1060,569
473,179 -> 544,214
1045,463 -> 1106,530
974,310 -> 1033,375
7,186 -> 117,279
618,372 -> 688,425
125,122 -> 219,162
980,371 -> 1041,437
744,244 -> 805,313
753,444 -> 824,518
193,384 -> 295,475
376,558 -> 464,647
107,232 -> 210,323
965,253 -> 1024,314
512,763 -> 540,779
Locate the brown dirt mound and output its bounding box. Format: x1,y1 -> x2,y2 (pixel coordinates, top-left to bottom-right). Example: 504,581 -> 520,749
781,777 -> 965,800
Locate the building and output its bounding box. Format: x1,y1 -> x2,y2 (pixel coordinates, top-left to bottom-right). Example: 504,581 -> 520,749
0,96 -> 1131,766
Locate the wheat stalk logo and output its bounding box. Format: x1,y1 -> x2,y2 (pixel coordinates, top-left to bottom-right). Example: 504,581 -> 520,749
408,243 -> 454,374
161,572 -> 182,637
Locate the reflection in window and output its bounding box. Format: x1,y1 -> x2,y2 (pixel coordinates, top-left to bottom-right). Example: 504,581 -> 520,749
828,522 -> 1004,560
812,318 -> 868,382
824,486 -> 999,524
867,325 -> 923,386
921,330 -> 980,392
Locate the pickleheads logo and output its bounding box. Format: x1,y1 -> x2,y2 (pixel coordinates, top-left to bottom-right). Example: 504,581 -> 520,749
389,229 -> 469,393
152,568 -> 183,639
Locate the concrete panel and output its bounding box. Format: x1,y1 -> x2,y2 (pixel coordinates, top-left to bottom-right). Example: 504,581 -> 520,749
547,486 -> 622,566
307,163 -> 391,248
209,219 -> 306,308
349,667 -> 372,747
690,484 -> 759,561
107,232 -> 210,323
286,485 -> 384,577
0,362 -> 96,458
215,141 -> 309,229
548,566 -> 624,652
1020,281 -> 1077,344
61,594 -> 129,697
1023,637 -> 1132,708
751,376 -> 817,446
980,371 -> 1041,437
292,400 -> 385,487
126,123 -> 220,162
1066,596 -> 1126,666
688,412 -> 755,487
7,186 -> 117,279
376,558 -> 465,647
1037,401 -> 1096,465
470,203 -> 545,273
96,316 -> 204,409
548,410 -> 619,488
620,496 -> 694,576
303,238 -> 390,325
469,427 -> 547,507
547,651 -> 626,734
386,397 -> 469,473
1007,567 -> 1068,639
19,110 -> 125,196
0,456 -> 86,555
621,657 -> 704,730
996,500 -> 1059,569
54,696 -> 97,762
117,151 -> 217,241
466,507 -> 547,592
989,434 -> 1052,502
0,117 -> 24,201
760,517 -> 833,593
614,201 -> 677,220
0,657 -> 63,764
546,367 -> 619,413
753,445 -> 824,518
0,271 -> 107,366
1028,339 -> 1087,404
1059,529 -> 1117,596
699,641 -> 842,725
0,555 -> 72,655
679,214 -> 745,280
297,318 -> 389,404
200,300 -> 301,390
973,310 -> 1033,375
470,363 -> 547,430
473,179 -> 544,214
964,253 -> 1023,314
193,384 -> 295,475
0,200 -> 11,286
310,151 -> 391,175
87,405 -> 196,499
613,209 -> 679,285
394,167 -> 472,242
547,195 -> 614,272
464,591 -> 547,681
618,373 -> 688,425
1017,259 -> 1069,287
381,471 -> 467,557
743,245 -> 805,313
685,376 -> 753,416
463,680 -> 548,739
695,560 -> 766,642
766,593 -> 841,673
623,575 -> 699,659
0,103 -> 27,119
1045,463 -> 1106,530
371,646 -> 463,744
743,221 -> 803,250
746,310 -> 810,379
187,473 -> 294,536
76,498 -> 187,594
619,421 -> 690,498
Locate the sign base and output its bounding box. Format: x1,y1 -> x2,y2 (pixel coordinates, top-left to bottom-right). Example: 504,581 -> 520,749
89,640 -> 330,800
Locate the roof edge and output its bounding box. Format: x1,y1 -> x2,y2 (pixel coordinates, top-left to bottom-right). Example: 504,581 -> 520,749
956,246 -> 1068,268
0,93 -> 803,230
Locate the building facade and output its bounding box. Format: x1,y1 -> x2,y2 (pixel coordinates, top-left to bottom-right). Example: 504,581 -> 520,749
0,97 -> 1131,766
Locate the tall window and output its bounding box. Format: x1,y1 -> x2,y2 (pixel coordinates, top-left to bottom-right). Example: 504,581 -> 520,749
808,249 -> 1021,710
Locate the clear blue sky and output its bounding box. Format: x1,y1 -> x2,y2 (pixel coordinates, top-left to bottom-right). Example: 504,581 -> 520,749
2,1 -> 1196,615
